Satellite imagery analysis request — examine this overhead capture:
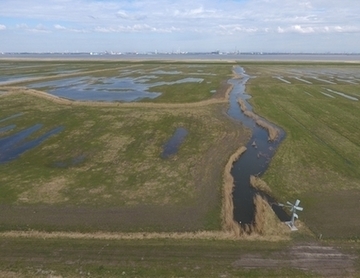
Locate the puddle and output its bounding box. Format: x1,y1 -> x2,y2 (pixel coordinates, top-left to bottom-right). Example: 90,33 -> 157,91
0,124 -> 16,134
309,76 -> 336,84
294,77 -> 313,84
133,75 -> 158,83
274,76 -> 291,84
336,78 -> 358,85
321,92 -> 335,98
161,127 -> 188,158
28,76 -> 161,102
53,154 -> 86,168
0,75 -> 38,85
325,88 -> 358,101
0,113 -> 23,123
152,77 -> 204,87
151,70 -> 182,75
0,124 -> 64,164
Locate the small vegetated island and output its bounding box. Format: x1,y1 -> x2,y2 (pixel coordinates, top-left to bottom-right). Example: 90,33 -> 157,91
0,59 -> 359,277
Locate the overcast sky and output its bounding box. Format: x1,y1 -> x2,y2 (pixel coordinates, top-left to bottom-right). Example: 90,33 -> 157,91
0,0 -> 360,53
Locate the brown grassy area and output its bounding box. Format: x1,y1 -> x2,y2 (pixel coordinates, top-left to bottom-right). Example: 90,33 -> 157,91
221,147 -> 289,240
237,98 -> 279,140
250,175 -> 272,195
222,146 -> 247,236
252,194 -> 290,238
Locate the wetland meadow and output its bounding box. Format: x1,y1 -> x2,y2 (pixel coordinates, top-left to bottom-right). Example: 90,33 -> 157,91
0,59 -> 360,277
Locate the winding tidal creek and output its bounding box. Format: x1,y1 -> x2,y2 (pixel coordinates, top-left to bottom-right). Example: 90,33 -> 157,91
227,67 -> 289,225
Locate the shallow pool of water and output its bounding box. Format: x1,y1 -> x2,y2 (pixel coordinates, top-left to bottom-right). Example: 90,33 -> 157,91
161,127 -> 188,158
0,113 -> 23,123
0,124 -> 16,134
0,124 -> 64,164
28,75 -> 204,102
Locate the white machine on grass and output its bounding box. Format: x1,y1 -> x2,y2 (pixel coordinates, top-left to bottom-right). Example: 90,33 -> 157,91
278,199 -> 303,231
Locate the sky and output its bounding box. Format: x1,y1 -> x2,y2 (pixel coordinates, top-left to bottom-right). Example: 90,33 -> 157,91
0,0 -> 360,53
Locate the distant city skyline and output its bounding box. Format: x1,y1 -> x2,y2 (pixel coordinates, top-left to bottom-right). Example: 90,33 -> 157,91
1,0 -> 360,53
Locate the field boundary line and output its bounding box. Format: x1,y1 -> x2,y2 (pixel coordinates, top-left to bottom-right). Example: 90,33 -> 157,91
0,87 -> 229,108
0,230 -> 289,241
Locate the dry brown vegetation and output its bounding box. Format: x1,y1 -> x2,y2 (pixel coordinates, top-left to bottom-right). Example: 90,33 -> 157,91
222,146 -> 247,236
237,98 -> 280,141
250,175 -> 272,195
221,147 -> 289,240
251,194 -> 289,237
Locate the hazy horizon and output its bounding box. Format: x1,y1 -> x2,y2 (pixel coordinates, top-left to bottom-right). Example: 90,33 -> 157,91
1,0 -> 360,53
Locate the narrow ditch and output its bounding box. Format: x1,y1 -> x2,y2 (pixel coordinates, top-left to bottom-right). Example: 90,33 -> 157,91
227,66 -> 289,225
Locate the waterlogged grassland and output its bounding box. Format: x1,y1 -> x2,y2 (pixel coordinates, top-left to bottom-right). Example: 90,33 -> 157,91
244,63 -> 360,239
0,84 -> 247,232
1,60 -> 360,277
1,61 -> 233,103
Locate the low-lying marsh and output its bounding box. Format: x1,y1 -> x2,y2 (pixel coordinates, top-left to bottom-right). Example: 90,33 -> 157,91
0,81 -> 248,232
2,61 -> 233,103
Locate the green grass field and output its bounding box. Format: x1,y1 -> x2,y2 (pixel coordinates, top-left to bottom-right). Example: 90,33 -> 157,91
1,60 -> 360,277
0,61 -> 248,233
244,63 -> 360,239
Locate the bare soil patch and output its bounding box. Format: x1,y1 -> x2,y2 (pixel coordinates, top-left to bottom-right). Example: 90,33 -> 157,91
233,243 -> 357,277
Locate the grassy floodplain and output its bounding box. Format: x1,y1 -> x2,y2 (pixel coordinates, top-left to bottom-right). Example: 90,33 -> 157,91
1,59 -> 360,277
243,62 -> 360,240
0,60 -> 249,233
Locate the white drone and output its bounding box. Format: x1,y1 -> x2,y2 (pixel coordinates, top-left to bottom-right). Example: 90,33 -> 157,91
278,199 -> 303,231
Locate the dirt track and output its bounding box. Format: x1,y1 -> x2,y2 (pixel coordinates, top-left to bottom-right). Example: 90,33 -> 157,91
0,236 -> 356,277
233,243 -> 357,277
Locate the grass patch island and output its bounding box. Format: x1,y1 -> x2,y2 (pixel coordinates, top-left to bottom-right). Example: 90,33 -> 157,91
0,60 -> 359,277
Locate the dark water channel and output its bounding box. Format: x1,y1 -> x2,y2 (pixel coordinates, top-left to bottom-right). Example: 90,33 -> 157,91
227,67 -> 289,224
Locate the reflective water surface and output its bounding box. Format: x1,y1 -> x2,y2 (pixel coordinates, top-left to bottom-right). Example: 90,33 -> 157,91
0,116 -> 64,164
227,67 -> 289,224
161,127 -> 188,158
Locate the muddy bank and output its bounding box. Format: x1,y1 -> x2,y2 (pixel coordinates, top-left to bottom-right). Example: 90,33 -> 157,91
222,146 -> 247,236
227,66 -> 287,226
237,98 -> 279,141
